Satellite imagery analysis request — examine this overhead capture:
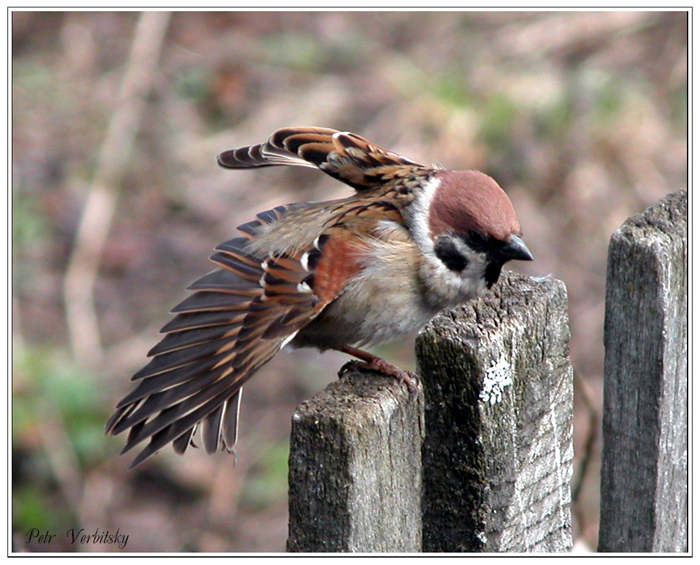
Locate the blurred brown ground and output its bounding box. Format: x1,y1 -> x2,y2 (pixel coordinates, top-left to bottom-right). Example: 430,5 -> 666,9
12,10 -> 687,553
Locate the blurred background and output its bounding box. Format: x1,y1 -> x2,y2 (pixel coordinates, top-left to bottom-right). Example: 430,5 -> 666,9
12,10 -> 687,552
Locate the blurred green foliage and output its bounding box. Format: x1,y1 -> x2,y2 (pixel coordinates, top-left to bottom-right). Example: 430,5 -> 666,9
14,345 -> 109,467
240,441 -> 291,511
14,483 -> 67,536
12,192 -> 49,254
13,345 -> 112,545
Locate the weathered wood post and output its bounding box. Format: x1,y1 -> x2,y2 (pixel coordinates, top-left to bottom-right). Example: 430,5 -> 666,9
287,271 -> 574,553
287,373 -> 424,552
418,271 -> 574,552
599,189 -> 688,553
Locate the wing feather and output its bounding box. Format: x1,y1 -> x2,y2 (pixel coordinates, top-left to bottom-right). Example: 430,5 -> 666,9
160,310 -> 245,333
172,427 -> 195,455
106,205 -> 352,467
217,127 -> 425,191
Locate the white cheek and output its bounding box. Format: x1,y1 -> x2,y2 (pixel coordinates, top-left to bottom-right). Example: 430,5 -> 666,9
408,176 -> 441,255
422,250 -> 489,307
461,254 -> 490,290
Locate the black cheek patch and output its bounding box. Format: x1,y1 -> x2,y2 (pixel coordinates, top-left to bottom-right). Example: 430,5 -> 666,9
434,239 -> 468,272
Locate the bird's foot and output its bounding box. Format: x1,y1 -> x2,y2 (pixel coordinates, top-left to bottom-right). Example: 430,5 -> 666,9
338,346 -> 419,393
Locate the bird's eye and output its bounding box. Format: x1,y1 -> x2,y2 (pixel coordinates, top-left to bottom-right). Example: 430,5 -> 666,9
434,237 -> 468,272
463,230 -> 490,251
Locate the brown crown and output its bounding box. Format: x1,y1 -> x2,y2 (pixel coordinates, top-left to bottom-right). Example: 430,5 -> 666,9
428,170 -> 521,241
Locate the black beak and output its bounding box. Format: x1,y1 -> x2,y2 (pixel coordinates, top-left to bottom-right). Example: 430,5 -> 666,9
503,234 -> 533,262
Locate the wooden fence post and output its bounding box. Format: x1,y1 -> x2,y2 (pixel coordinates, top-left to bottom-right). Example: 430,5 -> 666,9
599,189 -> 688,553
287,372 -> 424,552
417,271 -> 574,552
287,271 -> 574,553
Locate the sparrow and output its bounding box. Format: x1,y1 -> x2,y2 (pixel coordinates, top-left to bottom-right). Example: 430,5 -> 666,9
106,126 -> 533,468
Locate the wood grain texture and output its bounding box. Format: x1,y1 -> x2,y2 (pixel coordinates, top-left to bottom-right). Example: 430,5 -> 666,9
287,371 -> 424,552
417,271 -> 574,552
599,189 -> 688,553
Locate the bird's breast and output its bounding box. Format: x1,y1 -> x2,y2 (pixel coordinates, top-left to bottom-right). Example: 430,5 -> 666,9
290,231 -> 436,350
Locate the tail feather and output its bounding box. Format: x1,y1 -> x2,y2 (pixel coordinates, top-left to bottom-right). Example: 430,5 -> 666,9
201,403 -> 224,454
222,389 -> 241,450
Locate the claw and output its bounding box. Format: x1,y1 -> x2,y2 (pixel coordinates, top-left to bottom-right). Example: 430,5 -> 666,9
337,345 -> 419,393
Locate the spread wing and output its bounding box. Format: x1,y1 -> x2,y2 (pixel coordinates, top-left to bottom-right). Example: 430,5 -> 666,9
105,205 -> 357,468
217,127 -> 424,191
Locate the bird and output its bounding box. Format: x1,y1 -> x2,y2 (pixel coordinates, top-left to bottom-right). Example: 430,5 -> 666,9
105,126 -> 533,468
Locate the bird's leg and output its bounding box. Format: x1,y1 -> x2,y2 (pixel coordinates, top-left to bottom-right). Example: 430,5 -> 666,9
338,345 -> 418,392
